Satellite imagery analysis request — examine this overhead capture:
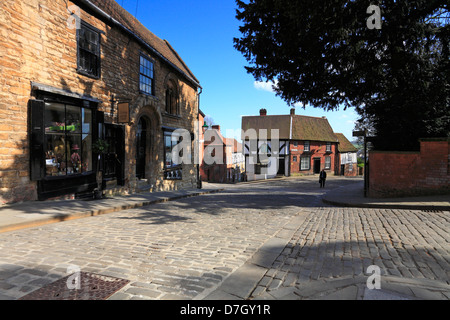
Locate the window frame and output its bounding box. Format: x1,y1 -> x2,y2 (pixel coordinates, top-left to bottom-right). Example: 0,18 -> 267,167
76,21 -> 101,79
326,142 -> 332,152
165,80 -> 179,115
139,53 -> 155,96
300,156 -> 311,171
304,141 -> 310,152
163,130 -> 182,180
325,156 -> 331,170
43,102 -> 94,178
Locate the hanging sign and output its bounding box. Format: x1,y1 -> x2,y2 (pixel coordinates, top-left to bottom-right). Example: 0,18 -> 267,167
117,102 -> 130,123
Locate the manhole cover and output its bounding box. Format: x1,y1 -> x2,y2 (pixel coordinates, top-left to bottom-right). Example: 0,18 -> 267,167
19,272 -> 130,300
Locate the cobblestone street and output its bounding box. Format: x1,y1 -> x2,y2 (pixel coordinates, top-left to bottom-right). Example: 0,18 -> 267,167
248,206 -> 449,300
0,178 -> 448,300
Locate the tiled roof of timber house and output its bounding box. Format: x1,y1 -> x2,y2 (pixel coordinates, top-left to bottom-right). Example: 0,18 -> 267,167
335,133 -> 358,153
291,115 -> 338,142
77,0 -> 200,87
241,114 -> 338,142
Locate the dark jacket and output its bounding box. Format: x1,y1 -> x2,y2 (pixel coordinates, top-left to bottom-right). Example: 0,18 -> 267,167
319,171 -> 327,180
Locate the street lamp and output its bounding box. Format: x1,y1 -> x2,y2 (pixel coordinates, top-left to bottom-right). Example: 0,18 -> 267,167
202,121 -> 209,134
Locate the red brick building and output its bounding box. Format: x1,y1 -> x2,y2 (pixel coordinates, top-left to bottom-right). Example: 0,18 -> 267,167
241,109 -> 339,180
201,125 -> 245,183
0,0 -> 201,204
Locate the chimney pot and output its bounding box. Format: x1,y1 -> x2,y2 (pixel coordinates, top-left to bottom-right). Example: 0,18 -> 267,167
260,108 -> 267,116
290,108 -> 295,115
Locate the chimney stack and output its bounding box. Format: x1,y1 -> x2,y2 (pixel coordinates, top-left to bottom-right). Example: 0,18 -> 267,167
260,108 -> 267,116
212,125 -> 220,132
290,108 -> 295,115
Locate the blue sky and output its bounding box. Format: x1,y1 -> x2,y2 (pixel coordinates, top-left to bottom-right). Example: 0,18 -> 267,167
119,0 -> 360,142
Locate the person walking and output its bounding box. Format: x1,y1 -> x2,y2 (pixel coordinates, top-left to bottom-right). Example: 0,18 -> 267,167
319,169 -> 327,188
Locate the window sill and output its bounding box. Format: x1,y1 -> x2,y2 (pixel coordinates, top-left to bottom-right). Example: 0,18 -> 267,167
44,171 -> 95,180
139,91 -> 157,98
163,112 -> 181,119
77,69 -> 101,80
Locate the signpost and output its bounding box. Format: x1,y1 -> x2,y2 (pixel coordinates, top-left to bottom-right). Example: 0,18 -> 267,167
353,129 -> 368,197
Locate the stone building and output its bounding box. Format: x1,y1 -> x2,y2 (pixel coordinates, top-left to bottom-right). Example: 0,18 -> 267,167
0,0 -> 201,204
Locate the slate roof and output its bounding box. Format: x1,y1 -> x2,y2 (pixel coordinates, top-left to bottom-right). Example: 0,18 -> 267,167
76,0 -> 200,87
335,133 -> 358,153
241,114 -> 338,142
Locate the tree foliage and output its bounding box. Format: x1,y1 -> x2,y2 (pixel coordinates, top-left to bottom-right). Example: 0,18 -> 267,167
234,0 -> 449,150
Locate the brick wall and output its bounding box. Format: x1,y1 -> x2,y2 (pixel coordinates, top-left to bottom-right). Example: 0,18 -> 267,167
368,139 -> 450,198
0,0 -> 199,204
290,141 -> 337,175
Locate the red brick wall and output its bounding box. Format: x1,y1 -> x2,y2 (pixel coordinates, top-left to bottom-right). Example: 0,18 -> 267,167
369,139 -> 450,198
290,141 -> 337,175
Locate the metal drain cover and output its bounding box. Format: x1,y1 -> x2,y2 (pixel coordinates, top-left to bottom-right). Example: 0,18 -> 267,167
19,272 -> 130,300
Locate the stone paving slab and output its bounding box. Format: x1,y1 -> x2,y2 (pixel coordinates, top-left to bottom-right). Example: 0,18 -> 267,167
0,188 -> 224,233
322,181 -> 450,211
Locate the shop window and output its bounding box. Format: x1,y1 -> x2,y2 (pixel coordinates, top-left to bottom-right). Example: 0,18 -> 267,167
140,54 -> 154,95
77,22 -> 101,78
163,130 -> 182,180
44,103 -> 93,177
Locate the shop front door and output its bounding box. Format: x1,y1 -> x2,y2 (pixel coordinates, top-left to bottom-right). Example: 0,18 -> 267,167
103,124 -> 125,185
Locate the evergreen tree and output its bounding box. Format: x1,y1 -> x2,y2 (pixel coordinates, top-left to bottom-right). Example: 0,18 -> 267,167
234,0 -> 449,150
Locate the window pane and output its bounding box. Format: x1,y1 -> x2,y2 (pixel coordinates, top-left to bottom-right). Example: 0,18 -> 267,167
304,141 -> 310,151
44,103 -> 65,133
45,135 -> 69,176
301,157 -> 310,170
66,105 -> 81,133
67,135 -> 82,175
82,108 -> 92,134
325,156 -> 331,169
82,134 -> 92,172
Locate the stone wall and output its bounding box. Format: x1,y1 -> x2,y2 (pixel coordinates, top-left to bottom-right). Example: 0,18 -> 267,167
0,0 -> 199,204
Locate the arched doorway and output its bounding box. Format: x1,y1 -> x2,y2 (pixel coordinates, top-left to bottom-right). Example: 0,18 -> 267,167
136,117 -> 149,180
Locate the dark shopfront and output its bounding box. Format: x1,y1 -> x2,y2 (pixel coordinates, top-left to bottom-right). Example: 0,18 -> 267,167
29,84 -> 105,200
